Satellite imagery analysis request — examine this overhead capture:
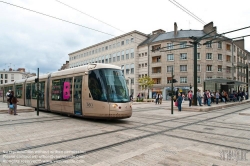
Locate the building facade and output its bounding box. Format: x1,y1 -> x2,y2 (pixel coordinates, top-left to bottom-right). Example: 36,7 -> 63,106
68,22 -> 250,100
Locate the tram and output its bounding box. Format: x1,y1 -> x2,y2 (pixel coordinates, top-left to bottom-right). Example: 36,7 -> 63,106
0,63 -> 132,119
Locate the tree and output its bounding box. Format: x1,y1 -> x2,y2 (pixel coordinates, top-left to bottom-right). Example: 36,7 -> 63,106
138,76 -> 154,99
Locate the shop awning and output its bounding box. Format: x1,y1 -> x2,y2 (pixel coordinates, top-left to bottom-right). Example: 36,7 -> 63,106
204,78 -> 247,85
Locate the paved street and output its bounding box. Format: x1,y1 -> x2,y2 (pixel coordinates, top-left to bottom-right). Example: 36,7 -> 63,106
0,101 -> 250,166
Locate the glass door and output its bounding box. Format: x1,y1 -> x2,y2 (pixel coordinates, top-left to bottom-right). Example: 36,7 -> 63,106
26,84 -> 31,106
74,76 -> 82,115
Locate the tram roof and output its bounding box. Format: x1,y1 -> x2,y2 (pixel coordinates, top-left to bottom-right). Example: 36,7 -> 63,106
204,78 -> 247,85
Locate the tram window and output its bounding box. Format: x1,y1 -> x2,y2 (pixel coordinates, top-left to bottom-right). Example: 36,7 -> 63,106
52,78 -> 72,101
16,85 -> 23,98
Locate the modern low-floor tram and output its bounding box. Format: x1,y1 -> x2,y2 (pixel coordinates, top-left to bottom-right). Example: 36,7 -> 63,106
0,63 -> 132,119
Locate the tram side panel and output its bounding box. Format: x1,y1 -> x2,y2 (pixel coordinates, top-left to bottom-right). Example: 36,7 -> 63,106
49,76 -> 74,114
15,83 -> 25,106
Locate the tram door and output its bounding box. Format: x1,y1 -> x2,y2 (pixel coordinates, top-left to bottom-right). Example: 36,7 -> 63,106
26,84 -> 31,106
39,82 -> 45,108
73,76 -> 82,115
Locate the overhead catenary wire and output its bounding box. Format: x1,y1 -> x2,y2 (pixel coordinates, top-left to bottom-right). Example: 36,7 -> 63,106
168,0 -> 206,25
54,0 -> 146,45
171,0 -> 206,25
0,1 -> 116,37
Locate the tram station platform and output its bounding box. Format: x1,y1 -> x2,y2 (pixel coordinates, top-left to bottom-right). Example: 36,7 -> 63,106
132,98 -> 250,112
0,102 -> 34,114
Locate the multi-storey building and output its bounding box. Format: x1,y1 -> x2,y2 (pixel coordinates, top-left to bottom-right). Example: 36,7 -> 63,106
68,22 -> 250,100
0,68 -> 36,84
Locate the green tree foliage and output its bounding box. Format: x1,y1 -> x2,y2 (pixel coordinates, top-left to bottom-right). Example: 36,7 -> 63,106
138,76 -> 154,99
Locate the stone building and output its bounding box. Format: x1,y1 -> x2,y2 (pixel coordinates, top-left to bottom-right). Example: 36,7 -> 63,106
68,22 -> 250,100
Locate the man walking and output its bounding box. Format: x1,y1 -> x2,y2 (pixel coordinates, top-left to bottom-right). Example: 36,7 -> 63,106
197,89 -> 203,106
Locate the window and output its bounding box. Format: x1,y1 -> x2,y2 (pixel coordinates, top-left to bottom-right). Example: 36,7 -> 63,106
126,49 -> 129,59
139,54 -> 141,57
121,41 -> 124,45
139,64 -> 141,68
206,65 -> 212,71
102,56 -> 104,63
121,65 -> 124,74
167,54 -> 174,61
197,43 -> 201,48
180,65 -> 187,72
121,51 -> 124,60
51,78 -> 73,101
105,55 -> 109,63
130,48 -> 134,58
218,65 -> 222,72
131,78 -> 134,85
180,53 -> 187,60
0,74 -> 2,79
206,53 -> 212,60
109,45 -> 111,49
197,53 -> 200,60
109,54 -> 112,63
105,46 -> 108,50
218,54 -> 222,60
113,53 -> 116,62
167,43 -> 173,50
218,42 -> 222,49
145,63 -> 147,67
126,64 -> 130,74
197,76 -> 201,83
167,77 -> 172,83
226,55 -> 231,62
180,77 -> 187,83
11,74 -> 14,80
197,65 -> 200,72
15,84 -> 23,98
126,39 -> 129,44
5,74 -> 7,79
206,41 -> 212,48
145,52 -> 147,56
180,41 -> 187,48
131,38 -> 134,43
117,52 -> 120,61
226,44 -> 231,51
167,66 -> 173,72
130,64 -> 134,74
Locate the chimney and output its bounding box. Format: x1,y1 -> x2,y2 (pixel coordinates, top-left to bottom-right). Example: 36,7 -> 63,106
9,68 -> 12,71
174,22 -> 178,37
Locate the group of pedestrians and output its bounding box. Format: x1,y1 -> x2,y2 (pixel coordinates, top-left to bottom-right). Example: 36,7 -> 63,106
6,90 -> 19,115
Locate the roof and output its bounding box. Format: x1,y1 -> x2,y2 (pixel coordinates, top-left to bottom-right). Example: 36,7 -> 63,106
138,30 -> 210,47
153,30 -> 208,42
204,78 -> 247,85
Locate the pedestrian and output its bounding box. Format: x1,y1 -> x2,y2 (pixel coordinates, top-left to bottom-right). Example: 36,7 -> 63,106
130,93 -> 133,102
8,91 -> 14,114
6,89 -> 11,108
11,91 -> 19,115
203,90 -> 207,105
197,89 -> 203,106
207,90 -> 211,106
215,91 -> 219,104
188,90 -> 193,107
182,93 -> 185,103
177,93 -> 182,111
155,93 -> 160,104
159,93 -> 163,104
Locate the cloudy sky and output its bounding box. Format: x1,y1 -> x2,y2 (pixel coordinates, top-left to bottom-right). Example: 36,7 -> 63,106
0,0 -> 249,74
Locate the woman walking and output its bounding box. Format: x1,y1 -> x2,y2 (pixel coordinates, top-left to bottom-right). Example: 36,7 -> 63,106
177,93 -> 182,111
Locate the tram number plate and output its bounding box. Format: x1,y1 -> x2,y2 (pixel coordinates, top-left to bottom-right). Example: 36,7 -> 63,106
86,102 -> 93,108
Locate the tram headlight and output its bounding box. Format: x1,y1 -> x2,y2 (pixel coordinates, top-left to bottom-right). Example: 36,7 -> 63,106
112,104 -> 118,108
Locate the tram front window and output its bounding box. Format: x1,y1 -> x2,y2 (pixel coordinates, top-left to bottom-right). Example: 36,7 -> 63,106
88,69 -> 129,102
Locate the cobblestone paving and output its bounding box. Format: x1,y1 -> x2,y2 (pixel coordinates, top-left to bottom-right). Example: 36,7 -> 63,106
0,102 -> 250,165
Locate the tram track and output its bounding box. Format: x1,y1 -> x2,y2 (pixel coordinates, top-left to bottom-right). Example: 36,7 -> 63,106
1,104 -> 249,165
34,106 -> 250,165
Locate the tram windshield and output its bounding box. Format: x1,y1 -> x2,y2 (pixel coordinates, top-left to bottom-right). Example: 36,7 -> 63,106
88,68 -> 129,102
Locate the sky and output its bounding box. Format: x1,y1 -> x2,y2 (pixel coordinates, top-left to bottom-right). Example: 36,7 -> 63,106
0,0 -> 250,74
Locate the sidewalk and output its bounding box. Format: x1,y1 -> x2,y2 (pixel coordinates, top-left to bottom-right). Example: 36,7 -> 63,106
0,102 -> 34,114
132,99 -> 250,112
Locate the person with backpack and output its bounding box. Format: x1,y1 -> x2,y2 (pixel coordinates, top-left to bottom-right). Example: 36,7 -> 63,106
10,91 -> 19,115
